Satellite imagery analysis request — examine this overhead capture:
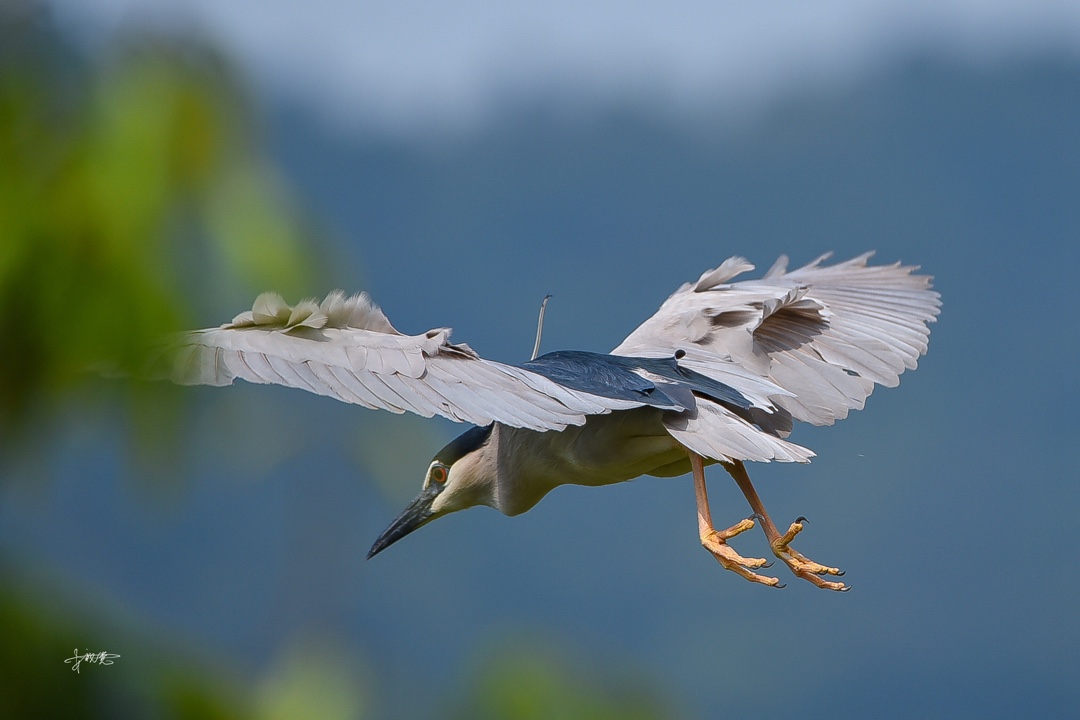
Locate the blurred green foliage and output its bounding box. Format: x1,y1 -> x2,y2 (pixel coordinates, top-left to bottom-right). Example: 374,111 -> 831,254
0,3 -> 337,716
255,637 -> 370,720
452,643 -> 669,720
0,0 -> 315,440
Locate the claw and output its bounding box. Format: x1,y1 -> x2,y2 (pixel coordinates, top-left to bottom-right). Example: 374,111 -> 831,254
795,515 -> 809,524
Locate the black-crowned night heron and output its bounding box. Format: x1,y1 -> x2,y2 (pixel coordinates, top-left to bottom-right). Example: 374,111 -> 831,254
167,252 -> 939,590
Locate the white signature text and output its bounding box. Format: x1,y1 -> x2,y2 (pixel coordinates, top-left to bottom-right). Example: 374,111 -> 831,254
65,649 -> 120,673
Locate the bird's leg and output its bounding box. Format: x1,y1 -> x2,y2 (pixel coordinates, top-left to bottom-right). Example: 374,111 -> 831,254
722,460 -> 848,591
690,451 -> 781,587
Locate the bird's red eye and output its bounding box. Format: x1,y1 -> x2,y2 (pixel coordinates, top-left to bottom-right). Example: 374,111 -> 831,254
430,465 -> 448,484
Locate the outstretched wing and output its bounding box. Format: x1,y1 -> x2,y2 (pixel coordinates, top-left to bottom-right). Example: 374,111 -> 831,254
162,291 -> 640,431
613,252 -> 940,431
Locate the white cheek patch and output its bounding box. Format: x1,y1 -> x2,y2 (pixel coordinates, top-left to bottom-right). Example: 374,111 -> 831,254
430,492 -> 448,513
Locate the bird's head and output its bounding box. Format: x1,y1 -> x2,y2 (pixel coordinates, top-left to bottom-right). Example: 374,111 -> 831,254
367,424 -> 496,558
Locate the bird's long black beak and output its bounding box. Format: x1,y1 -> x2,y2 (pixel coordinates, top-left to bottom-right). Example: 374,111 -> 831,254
367,483 -> 441,559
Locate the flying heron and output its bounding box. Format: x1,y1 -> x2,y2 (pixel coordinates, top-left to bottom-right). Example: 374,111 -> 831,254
165,252 -> 939,590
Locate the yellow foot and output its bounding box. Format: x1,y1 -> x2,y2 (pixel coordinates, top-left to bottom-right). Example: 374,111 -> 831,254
701,517 -> 782,588
771,517 -> 849,591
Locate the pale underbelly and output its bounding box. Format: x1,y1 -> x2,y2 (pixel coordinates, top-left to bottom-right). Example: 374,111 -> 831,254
494,407 -> 695,514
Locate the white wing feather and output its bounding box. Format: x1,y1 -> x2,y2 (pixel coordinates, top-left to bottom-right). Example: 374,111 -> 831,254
613,252 -> 940,457
165,291 -> 639,431
665,399 -> 816,464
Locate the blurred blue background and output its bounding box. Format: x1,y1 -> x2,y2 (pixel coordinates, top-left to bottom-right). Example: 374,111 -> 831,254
2,1 -> 1079,718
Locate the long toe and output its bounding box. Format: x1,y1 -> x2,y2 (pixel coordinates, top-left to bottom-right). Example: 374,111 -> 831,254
771,518 -> 848,591
701,530 -> 781,587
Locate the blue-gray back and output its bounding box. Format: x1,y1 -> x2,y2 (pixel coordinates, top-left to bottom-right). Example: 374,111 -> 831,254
520,350 -> 750,415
